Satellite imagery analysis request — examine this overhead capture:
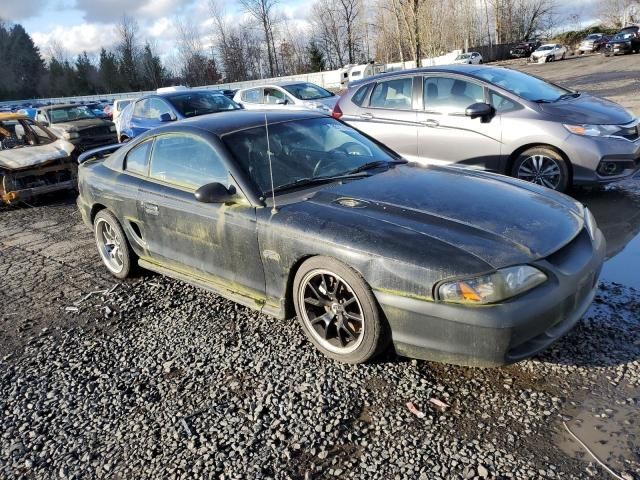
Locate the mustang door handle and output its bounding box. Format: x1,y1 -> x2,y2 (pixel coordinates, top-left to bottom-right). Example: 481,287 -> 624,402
420,119 -> 439,127
360,113 -> 373,119
143,202 -> 159,216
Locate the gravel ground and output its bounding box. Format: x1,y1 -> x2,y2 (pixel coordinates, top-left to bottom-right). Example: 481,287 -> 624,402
1,55 -> 639,480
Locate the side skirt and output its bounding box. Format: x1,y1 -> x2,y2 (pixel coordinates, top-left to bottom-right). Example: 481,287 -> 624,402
138,258 -> 283,319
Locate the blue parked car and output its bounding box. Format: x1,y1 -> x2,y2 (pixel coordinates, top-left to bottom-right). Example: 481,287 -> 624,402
17,108 -> 37,120
118,88 -> 241,142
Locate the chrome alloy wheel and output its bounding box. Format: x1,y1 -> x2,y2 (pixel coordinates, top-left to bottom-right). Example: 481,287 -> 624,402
298,269 -> 365,354
517,154 -> 562,189
95,217 -> 124,274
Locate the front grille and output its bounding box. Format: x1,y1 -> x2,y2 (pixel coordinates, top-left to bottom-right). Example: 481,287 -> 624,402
80,126 -> 111,137
545,229 -> 592,275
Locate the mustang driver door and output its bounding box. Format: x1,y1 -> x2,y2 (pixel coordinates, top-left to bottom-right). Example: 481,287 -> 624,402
136,133 -> 266,299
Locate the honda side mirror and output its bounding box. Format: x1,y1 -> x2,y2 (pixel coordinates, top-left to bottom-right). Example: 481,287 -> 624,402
465,103 -> 495,122
194,183 -> 236,204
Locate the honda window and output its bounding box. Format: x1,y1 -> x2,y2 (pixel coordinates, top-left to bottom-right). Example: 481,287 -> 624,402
423,77 -> 484,113
369,78 -> 413,110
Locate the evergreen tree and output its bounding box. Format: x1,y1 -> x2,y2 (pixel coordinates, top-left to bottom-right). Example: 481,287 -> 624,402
308,40 -> 326,72
141,43 -> 167,90
98,48 -> 122,93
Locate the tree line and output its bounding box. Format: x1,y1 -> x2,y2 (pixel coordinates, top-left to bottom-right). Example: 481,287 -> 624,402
1,0 -> 638,101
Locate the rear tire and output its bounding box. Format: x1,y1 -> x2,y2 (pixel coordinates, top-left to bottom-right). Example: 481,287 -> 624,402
293,256 -> 389,364
511,147 -> 570,192
94,210 -> 134,279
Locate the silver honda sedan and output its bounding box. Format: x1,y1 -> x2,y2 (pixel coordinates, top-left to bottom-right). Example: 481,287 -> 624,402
333,65 -> 640,192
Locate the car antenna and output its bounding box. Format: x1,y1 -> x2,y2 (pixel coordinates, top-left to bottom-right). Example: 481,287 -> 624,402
265,112 -> 277,214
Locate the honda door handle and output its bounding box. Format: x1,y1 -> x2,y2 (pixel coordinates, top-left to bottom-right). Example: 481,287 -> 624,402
143,202 -> 159,216
360,113 -> 373,119
420,119 -> 439,127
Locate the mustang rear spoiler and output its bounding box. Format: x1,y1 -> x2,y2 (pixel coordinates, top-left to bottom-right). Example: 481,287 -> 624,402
77,143 -> 121,164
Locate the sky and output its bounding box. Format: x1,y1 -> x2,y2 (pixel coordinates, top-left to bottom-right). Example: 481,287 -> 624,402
4,0 -> 602,61
3,0 -> 309,61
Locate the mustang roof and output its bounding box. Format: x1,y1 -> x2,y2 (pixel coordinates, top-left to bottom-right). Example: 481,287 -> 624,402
0,113 -> 28,121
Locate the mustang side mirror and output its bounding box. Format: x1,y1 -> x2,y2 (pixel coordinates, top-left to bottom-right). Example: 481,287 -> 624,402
276,98 -> 288,105
160,113 -> 175,122
465,102 -> 495,122
194,182 -> 236,204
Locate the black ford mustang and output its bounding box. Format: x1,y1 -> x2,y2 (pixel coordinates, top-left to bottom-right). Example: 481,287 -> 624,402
77,110 -> 605,366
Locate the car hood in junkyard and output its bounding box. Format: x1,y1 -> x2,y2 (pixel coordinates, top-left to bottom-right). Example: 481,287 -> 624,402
0,139 -> 75,170
50,118 -> 114,132
305,165 -> 584,269
538,93 -> 634,125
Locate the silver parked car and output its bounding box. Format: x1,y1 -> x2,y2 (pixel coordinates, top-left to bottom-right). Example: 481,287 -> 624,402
332,65 -> 640,192
531,43 -> 567,62
233,82 -> 338,114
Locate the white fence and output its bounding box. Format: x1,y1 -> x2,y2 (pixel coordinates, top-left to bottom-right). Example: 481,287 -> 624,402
0,51 -> 461,107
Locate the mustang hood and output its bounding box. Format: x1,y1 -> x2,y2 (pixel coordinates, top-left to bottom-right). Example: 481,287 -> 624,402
538,93 -> 634,125
0,139 -> 74,170
307,165 -> 584,269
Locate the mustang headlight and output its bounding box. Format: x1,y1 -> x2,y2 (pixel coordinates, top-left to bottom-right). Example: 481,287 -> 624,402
583,207 -> 597,240
438,265 -> 547,305
563,123 -> 621,137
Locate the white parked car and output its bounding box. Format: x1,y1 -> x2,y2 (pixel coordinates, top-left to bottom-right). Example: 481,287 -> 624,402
452,52 -> 483,64
233,82 -> 339,114
531,44 -> 567,62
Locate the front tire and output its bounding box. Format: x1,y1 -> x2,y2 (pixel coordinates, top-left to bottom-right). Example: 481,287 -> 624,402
94,210 -> 133,279
293,256 -> 389,364
511,147 -> 570,192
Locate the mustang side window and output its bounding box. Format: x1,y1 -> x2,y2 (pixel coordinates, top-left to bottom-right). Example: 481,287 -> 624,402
125,139 -> 152,175
369,77 -> 413,110
149,134 -> 228,190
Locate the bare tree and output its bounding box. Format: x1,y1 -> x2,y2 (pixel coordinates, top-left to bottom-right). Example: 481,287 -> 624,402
239,0 -> 280,76
338,0 -> 361,63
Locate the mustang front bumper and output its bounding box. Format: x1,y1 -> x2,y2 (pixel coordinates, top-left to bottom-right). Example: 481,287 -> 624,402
374,227 -> 606,367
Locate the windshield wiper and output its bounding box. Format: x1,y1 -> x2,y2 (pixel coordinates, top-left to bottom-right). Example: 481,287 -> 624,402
532,99 -> 553,103
347,159 -> 404,174
270,172 -> 370,194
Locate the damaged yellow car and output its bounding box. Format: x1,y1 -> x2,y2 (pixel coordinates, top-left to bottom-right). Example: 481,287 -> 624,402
0,113 -> 76,204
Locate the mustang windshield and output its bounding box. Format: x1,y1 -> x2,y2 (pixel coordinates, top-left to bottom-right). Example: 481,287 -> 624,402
223,117 -> 401,195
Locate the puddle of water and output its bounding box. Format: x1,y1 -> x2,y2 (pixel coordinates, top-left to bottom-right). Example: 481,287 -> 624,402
576,184 -> 640,289
557,392 -> 640,476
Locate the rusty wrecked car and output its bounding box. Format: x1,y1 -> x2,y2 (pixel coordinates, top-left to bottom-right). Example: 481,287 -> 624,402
77,111 -> 605,366
0,113 -> 76,204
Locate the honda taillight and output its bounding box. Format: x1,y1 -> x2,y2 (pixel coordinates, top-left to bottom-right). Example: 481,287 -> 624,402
331,102 -> 343,120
